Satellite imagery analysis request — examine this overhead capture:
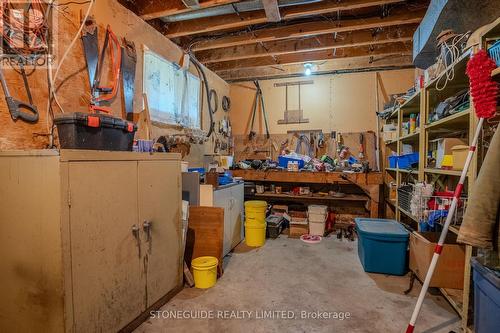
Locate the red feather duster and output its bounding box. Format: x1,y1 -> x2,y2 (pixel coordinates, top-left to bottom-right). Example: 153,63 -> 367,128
466,49 -> 498,119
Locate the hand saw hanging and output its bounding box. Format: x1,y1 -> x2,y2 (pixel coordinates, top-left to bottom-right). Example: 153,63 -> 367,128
81,17 -> 121,113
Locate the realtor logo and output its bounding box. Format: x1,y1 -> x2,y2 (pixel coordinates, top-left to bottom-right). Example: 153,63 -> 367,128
0,0 -> 57,67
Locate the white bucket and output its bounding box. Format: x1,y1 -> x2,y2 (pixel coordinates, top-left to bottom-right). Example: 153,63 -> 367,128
308,212 -> 327,223
308,205 -> 328,215
309,221 -> 326,236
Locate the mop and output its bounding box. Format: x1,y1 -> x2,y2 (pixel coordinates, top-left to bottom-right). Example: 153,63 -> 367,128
406,49 -> 498,333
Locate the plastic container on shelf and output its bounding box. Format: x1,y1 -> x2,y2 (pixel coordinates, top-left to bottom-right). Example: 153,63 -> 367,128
388,155 -> 398,168
278,156 -> 305,169
355,218 -> 410,275
397,152 -> 419,169
54,112 -> 137,151
488,40 -> 500,66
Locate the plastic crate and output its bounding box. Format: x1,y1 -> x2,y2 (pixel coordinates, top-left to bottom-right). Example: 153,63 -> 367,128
397,184 -> 413,212
355,218 -> 409,275
397,152 -> 419,169
278,156 -> 305,169
471,258 -> 500,333
54,112 -> 137,151
388,155 -> 398,168
488,40 -> 500,67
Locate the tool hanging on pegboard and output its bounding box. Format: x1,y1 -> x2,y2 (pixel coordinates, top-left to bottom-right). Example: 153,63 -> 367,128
81,18 -> 122,114
248,80 -> 270,140
0,60 -> 38,123
121,38 -> 137,121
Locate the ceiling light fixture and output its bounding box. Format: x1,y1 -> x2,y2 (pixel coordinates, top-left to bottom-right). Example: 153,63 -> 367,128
304,63 -> 313,76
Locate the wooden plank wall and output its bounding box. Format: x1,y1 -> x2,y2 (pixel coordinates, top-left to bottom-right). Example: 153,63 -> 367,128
0,1 -> 229,167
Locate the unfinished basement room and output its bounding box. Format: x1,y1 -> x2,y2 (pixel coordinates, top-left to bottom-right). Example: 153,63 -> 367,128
1,0 -> 500,332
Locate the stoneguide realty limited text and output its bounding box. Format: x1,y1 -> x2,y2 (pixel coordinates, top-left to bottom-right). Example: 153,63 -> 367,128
150,310 -> 352,320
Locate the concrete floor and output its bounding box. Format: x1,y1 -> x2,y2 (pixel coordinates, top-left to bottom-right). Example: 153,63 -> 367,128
136,236 -> 460,333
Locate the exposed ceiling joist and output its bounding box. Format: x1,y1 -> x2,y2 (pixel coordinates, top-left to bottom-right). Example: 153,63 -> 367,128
190,7 -> 425,51
138,0 -> 238,21
196,25 -> 416,63
262,0 -> 281,22
182,0 -> 201,9
207,41 -> 412,72
218,54 -> 413,81
165,0 -> 404,38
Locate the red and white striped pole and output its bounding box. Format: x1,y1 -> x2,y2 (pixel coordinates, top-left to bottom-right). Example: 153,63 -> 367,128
405,117 -> 484,333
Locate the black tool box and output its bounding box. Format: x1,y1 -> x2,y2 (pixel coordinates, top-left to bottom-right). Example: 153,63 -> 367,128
266,215 -> 285,239
54,112 -> 137,151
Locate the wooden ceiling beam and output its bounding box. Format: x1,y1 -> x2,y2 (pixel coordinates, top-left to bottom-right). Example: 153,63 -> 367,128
138,0 -> 238,21
217,54 -> 413,81
207,41 -> 412,72
190,7 -> 425,51
196,25 -> 416,63
263,0 -> 281,22
165,0 -> 404,38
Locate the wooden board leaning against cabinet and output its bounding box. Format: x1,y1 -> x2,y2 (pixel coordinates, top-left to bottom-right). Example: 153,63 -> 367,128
0,150 -> 183,333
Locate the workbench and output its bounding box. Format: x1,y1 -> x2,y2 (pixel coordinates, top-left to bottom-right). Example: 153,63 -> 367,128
231,169 -> 383,218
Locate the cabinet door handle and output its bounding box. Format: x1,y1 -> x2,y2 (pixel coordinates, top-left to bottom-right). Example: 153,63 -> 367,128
143,220 -> 152,241
143,220 -> 152,253
131,224 -> 141,258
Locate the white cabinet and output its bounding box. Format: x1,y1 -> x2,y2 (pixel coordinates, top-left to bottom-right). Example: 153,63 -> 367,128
201,182 -> 244,256
0,150 -> 183,333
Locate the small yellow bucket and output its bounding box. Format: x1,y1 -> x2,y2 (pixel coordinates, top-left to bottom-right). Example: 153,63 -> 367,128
191,256 -> 218,289
245,223 -> 266,247
245,200 -> 267,225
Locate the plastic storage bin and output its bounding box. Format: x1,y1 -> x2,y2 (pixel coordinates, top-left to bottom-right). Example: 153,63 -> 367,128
397,152 -> 419,169
388,155 -> 398,168
488,40 -> 500,67
54,112 -> 137,151
355,218 -> 410,275
266,215 -> 284,239
471,258 -> 500,333
278,156 -> 305,169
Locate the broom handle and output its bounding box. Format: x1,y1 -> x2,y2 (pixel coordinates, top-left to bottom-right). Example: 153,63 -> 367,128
406,117 -> 484,333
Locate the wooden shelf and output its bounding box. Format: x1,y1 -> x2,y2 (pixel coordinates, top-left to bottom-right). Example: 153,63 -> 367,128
399,168 -> 418,174
399,91 -> 421,116
384,139 -> 398,145
449,225 -> 460,235
254,192 -> 369,202
425,109 -> 471,131
492,67 -> 500,77
385,167 -> 417,174
424,168 -> 463,176
427,50 -> 471,93
439,287 -> 463,317
398,206 -> 418,222
399,130 -> 420,142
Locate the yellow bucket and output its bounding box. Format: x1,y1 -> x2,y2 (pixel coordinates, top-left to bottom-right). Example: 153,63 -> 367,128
245,200 -> 267,225
191,256 -> 218,289
245,223 -> 266,247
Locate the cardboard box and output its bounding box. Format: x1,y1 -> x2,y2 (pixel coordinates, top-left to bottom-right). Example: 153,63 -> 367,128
382,131 -> 398,142
409,232 -> 465,289
452,145 -> 468,170
432,138 -> 467,168
289,223 -> 309,238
